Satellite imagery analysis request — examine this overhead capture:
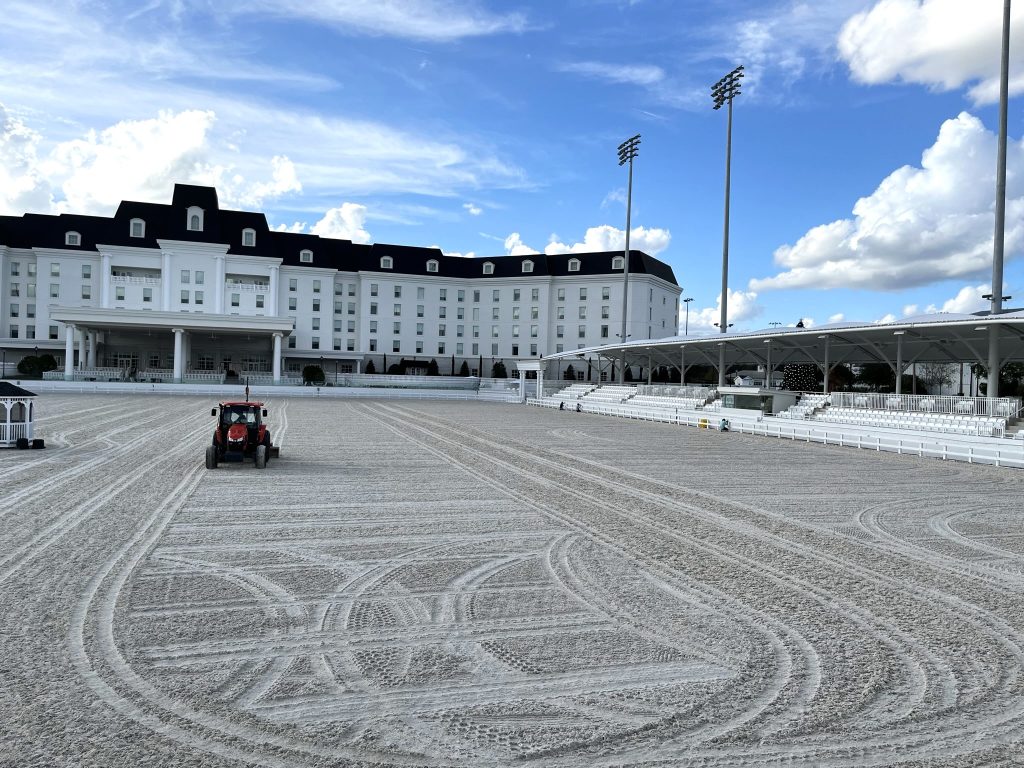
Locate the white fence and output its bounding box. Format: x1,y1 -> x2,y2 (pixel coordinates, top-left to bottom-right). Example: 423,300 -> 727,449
529,398 -> 1024,469
0,422 -> 29,446
829,392 -> 1022,417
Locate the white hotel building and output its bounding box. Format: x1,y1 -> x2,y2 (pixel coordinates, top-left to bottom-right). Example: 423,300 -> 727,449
0,185 -> 681,382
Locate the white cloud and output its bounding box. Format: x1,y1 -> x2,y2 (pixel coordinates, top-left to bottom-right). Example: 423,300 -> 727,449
311,202 -> 371,243
903,283 -> 991,316
274,221 -> 307,233
463,202 -> 482,216
240,0 -> 528,42
543,224 -> 671,256
876,313 -> 898,324
683,289 -> 763,333
558,61 -> 666,86
751,113 -> 1024,293
440,248 -> 476,258
601,187 -> 626,208
503,232 -> 539,256
0,105 -> 53,215
838,0 -> 1024,104
828,312 -> 846,323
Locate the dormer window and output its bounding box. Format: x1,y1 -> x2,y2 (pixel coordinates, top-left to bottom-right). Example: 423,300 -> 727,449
521,259 -> 534,273
130,218 -> 145,238
426,259 -> 439,273
612,256 -> 624,270
187,206 -> 204,231
380,256 -> 393,269
242,228 -> 256,247
568,258 -> 581,272
65,231 -> 80,246
299,249 -> 313,263
482,261 -> 495,275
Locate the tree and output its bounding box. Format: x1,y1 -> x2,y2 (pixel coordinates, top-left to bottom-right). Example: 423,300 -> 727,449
564,364 -> 576,381
364,359 -> 376,374
856,363 -> 894,391
387,363 -> 403,375
302,365 -> 325,385
782,363 -> 819,392
492,360 -> 507,378
426,358 -> 440,376
829,364 -> 855,392
971,362 -> 1024,396
459,360 -> 470,376
624,366 -> 634,382
17,354 -> 58,378
917,362 -> 954,395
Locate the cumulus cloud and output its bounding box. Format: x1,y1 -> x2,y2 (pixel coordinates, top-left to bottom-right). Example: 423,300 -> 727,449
441,249 -> 476,258
905,283 -> 991,317
0,105 -> 53,215
311,202 -> 371,243
683,289 -> 764,333
828,312 -> 846,323
751,113 -> 1024,293
544,224 -> 671,256
503,232 -> 538,256
838,0 -> 1024,104
463,202 -> 482,216
557,61 -> 665,86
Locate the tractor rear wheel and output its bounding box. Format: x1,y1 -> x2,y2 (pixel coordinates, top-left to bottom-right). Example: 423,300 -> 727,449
205,445 -> 218,469
255,445 -> 267,469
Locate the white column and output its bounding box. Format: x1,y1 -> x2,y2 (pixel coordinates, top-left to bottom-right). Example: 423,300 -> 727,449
519,369 -> 527,403
214,255 -> 225,314
536,368 -> 544,400
172,328 -> 184,383
161,252 -> 172,311
87,331 -> 97,368
64,324 -> 75,380
100,253 -> 112,308
78,329 -> 86,370
272,332 -> 283,384
269,266 -> 280,317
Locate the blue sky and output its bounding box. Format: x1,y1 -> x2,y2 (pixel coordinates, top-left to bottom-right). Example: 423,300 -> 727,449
2,0 -> 1023,333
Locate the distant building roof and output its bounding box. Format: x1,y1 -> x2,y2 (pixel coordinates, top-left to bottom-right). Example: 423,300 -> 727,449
0,382 -> 37,398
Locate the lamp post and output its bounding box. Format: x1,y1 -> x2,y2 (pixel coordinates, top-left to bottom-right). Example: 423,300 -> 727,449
712,64 -> 743,387
988,0 -> 1012,397
617,133 -> 641,384
682,297 -> 693,335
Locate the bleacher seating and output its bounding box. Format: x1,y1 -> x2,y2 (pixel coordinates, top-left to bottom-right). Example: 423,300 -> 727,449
778,393 -> 829,419
813,406 -> 1006,437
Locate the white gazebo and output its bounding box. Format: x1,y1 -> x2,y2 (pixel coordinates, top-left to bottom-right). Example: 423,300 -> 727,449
0,382 -> 38,448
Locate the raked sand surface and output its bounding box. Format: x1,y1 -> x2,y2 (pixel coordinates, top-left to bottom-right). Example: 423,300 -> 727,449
2,393 -> 1024,767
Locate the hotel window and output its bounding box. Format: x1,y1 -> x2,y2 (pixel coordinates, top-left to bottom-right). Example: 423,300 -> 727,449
370,283 -> 378,296
82,264 -> 91,279
312,299 -> 321,312
530,343 -> 537,355
579,306 -> 587,319
312,318 -> 320,330
49,325 -> 58,339
521,260 -> 533,273
473,289 -> 480,302
530,325 -> 538,338
289,298 -> 297,311
491,307 -> 500,320
81,285 -> 91,300
347,320 -> 355,333
143,288 -> 152,303
51,284 -> 61,299
288,336 -> 296,348
300,249 -> 313,263
512,344 -> 519,356
512,324 -> 520,337
313,280 -> 321,294
491,343 -> 498,355
457,307 -> 464,320
580,287 -> 587,300
380,256 -> 393,269
416,341 -> 424,353
181,269 -> 190,284
439,306 -> 447,319
347,302 -> 356,315
10,262 -> 19,276
556,343 -> 564,353
602,286 -> 610,300
472,343 -> 479,355
602,306 -> 609,319
417,286 -> 425,299
601,325 -> 609,338
181,290 -> 190,304
473,325 -> 479,337
195,291 -> 204,305
9,304 -> 17,317
334,320 -> 343,333
392,340 -> 400,352
370,321 -> 377,333
457,324 -> 464,337
26,325 -> 35,340
130,218 -> 145,238
26,283 -> 35,297
241,228 -> 256,247
289,278 -> 297,292
578,325 -> 586,338
51,263 -> 60,277
9,285 -> 17,297
26,303 -> 35,318
426,259 -> 439,273
393,321 -> 401,334
512,306 -> 520,320
491,325 -> 499,338
612,256 -> 625,270
333,301 -> 343,314
347,339 -> 355,351
557,288 -> 565,301
187,206 -> 203,231
333,338 -> 341,351
557,306 -> 564,319
416,323 -> 424,336
9,325 -> 17,338
492,289 -> 500,302
195,270 -> 204,285
568,258 -> 581,272
115,286 -> 124,301
311,336 -> 320,350
457,343 -> 464,355
27,263 -> 35,277
556,326 -> 564,338
438,324 -> 446,337
348,284 -> 355,296
512,289 -> 520,301
458,289 -> 465,302
482,262 -> 494,275
256,295 -> 265,308
438,342 -> 445,354
370,302 -> 378,315
440,288 -> 447,301
531,306 -> 539,319
65,232 -> 80,246
393,304 -> 401,316
417,304 -> 424,317
394,285 -> 401,298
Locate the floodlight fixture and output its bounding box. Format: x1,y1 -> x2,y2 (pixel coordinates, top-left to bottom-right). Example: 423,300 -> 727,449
616,133 -> 641,384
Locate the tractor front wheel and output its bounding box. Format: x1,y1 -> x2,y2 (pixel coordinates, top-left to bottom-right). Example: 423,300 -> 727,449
205,445 -> 218,469
255,445 -> 267,469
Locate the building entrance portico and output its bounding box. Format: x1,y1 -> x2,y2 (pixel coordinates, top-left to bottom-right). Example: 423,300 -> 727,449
50,308 -> 293,383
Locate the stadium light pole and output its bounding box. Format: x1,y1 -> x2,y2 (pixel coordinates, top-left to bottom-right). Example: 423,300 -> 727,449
617,133 -> 641,385
988,0 -> 1012,398
712,64 -> 743,387
682,297 -> 693,335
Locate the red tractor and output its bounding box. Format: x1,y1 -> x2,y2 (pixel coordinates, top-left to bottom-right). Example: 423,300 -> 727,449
206,401 -> 280,469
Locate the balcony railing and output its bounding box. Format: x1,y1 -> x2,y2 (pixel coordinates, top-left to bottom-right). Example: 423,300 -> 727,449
110,275 -> 161,286
829,392 -> 1022,418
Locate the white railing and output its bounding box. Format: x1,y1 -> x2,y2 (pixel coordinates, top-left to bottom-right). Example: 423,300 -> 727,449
43,367 -> 128,381
110,275 -> 161,286
225,282 -> 269,293
830,392 -> 1021,418
0,422 -> 29,445
635,385 -> 716,400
